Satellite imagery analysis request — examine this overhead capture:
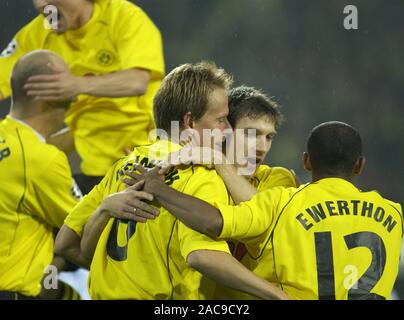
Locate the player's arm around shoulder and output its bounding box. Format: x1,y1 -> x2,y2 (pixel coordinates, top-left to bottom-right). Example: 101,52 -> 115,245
216,186 -> 289,241
120,164 -> 225,238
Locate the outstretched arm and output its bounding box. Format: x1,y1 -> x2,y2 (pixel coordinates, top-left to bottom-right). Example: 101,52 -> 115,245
123,165 -> 224,238
161,146 -> 258,204
24,67 -> 150,101
188,250 -> 288,300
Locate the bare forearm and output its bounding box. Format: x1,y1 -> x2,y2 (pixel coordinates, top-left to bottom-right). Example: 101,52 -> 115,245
188,250 -> 289,300
79,69 -> 150,98
54,225 -> 91,269
81,208 -> 111,263
149,180 -> 223,238
215,164 -> 257,204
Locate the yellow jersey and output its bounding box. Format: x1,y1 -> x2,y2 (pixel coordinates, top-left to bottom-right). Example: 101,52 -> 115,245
65,140 -> 231,299
213,165 -> 297,300
0,0 -> 165,176
217,178 -> 403,300
0,116 -> 80,297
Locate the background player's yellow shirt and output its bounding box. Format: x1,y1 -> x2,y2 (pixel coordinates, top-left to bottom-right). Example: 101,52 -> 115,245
0,116 -> 80,297
213,164 -> 297,300
217,178 -> 403,300
0,0 -> 165,175
65,140 -> 231,299
253,165 -> 297,192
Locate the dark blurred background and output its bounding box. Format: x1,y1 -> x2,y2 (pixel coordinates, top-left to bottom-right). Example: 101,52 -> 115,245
1,0 -> 403,297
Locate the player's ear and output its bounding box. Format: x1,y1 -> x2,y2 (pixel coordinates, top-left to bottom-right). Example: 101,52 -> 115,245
303,152 -> 312,172
353,156 -> 365,175
182,112 -> 193,129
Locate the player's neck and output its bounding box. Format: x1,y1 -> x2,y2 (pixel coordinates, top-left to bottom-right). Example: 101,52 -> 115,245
11,105 -> 59,140
73,1 -> 94,29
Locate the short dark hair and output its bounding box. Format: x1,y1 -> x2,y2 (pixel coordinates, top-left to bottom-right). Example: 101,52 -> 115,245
11,58 -> 51,104
153,62 -> 233,132
307,121 -> 363,176
227,86 -> 283,129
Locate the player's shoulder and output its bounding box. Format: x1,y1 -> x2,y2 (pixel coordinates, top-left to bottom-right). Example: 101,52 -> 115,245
177,165 -> 227,192
360,188 -> 402,214
385,199 -> 402,215
16,15 -> 49,40
255,164 -> 291,178
30,141 -> 69,171
182,164 -> 222,180
377,195 -> 402,215
255,164 -> 297,189
270,166 -> 295,179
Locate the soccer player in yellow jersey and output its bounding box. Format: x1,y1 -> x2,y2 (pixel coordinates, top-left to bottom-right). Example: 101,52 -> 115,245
0,0 -> 165,194
55,62 -> 288,300
0,50 -> 81,299
212,86 -> 298,299
134,121 -> 403,300
153,86 -> 298,299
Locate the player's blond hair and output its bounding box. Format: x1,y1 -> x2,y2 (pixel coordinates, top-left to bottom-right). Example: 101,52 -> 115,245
153,61 -> 233,133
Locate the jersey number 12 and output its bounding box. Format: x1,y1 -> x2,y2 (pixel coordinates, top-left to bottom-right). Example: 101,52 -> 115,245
314,231 -> 386,300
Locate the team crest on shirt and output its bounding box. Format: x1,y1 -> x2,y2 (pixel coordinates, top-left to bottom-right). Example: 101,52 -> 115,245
1,39 -> 17,57
96,49 -> 114,66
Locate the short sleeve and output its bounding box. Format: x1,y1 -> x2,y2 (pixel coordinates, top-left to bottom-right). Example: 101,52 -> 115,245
32,151 -> 80,228
113,4 -> 164,81
217,187 -> 285,242
0,16 -> 45,98
178,223 -> 230,260
0,35 -> 25,98
177,168 -> 231,260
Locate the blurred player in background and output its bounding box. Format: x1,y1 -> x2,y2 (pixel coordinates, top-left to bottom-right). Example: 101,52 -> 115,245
131,121 -> 403,300
55,62 -> 288,300
0,0 -> 165,194
0,50 -> 82,300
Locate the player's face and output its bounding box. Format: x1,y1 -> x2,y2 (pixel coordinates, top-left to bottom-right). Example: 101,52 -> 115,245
33,0 -> 86,34
192,87 -> 231,148
234,116 -> 276,170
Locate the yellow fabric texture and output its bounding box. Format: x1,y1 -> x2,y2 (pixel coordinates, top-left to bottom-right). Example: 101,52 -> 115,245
65,140 -> 231,299
0,116 -> 79,297
0,0 -> 165,175
213,164 -> 297,299
217,178 -> 403,300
